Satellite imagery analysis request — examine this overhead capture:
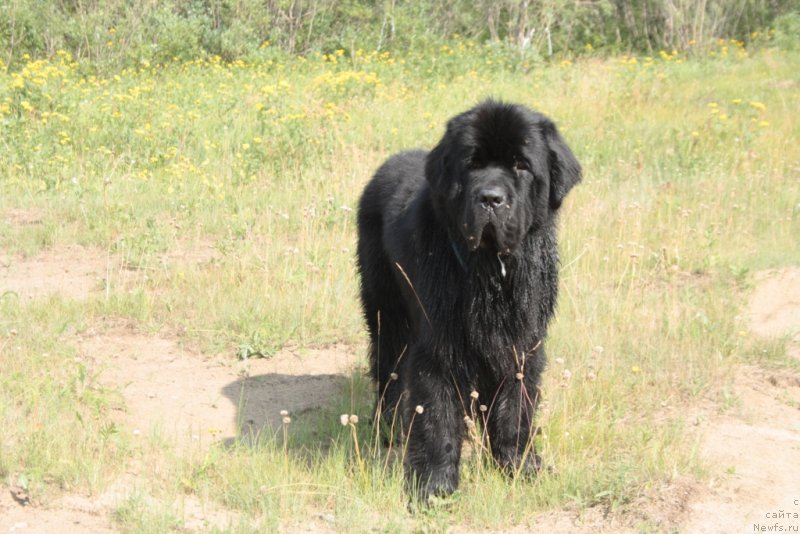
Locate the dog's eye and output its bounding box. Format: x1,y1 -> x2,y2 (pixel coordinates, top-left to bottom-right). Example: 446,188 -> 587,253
513,159 -> 531,174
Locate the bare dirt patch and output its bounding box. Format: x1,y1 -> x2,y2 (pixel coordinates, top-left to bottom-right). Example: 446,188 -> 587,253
0,489 -> 116,534
78,328 -> 357,447
683,367 -> 800,532
0,245 -> 126,301
748,267 -> 800,359
681,268 -> 800,533
1,475 -> 240,534
0,241 -> 221,303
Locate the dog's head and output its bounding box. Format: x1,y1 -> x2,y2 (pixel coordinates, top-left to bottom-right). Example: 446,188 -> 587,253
425,100 -> 581,255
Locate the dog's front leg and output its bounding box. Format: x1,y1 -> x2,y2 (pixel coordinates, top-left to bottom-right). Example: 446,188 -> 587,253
402,352 -> 464,502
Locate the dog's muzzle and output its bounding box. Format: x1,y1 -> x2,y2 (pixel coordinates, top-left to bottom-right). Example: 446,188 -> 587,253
463,186 -> 516,253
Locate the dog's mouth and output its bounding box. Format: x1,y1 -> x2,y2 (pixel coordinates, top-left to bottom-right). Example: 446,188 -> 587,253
465,221 -> 514,255
480,224 -> 503,252
462,195 -> 521,255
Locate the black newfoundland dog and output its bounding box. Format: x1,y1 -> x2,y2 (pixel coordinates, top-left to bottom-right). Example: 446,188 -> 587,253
356,100 -> 581,500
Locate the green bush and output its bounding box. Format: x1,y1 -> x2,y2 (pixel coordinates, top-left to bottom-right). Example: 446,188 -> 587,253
0,0 -> 797,69
774,11 -> 800,50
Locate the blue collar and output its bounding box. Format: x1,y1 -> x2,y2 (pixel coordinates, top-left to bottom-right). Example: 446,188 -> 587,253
450,239 -> 468,272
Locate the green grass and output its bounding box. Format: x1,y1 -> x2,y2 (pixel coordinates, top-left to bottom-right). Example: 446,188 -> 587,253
1,41 -> 799,531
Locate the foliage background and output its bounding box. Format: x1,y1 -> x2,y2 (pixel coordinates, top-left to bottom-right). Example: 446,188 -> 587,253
2,0 -> 798,69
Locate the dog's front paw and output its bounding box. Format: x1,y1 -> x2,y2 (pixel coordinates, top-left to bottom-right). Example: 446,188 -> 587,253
496,448 -> 544,479
406,463 -> 459,504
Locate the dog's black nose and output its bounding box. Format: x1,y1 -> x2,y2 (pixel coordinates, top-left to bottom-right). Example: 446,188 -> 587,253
478,187 -> 506,210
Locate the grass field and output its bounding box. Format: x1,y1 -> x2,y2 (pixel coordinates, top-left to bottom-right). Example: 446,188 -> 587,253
1,40 -> 799,532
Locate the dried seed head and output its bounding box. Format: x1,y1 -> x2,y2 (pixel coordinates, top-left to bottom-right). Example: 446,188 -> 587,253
348,414 -> 359,424
479,404 -> 487,412
389,372 -> 398,380
515,372 -> 524,381
340,414 -> 349,426
562,369 -> 572,380
280,410 -> 289,416
470,390 -> 479,400
415,405 -> 424,414
282,416 -> 291,424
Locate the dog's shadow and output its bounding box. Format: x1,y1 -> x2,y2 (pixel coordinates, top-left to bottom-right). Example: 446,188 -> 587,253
219,370 -> 370,448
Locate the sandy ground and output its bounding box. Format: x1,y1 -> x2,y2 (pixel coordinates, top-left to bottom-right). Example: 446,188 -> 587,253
1,243 -> 798,533
682,268 -> 800,533
0,245 -> 124,301
79,329 -> 354,448
748,268 -> 800,360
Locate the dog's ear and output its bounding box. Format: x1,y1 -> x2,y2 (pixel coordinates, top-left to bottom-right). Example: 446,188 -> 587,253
425,125 -> 456,197
541,119 -> 581,210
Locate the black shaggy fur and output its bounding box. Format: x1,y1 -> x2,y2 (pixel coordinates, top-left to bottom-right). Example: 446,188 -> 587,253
356,100 -> 581,500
